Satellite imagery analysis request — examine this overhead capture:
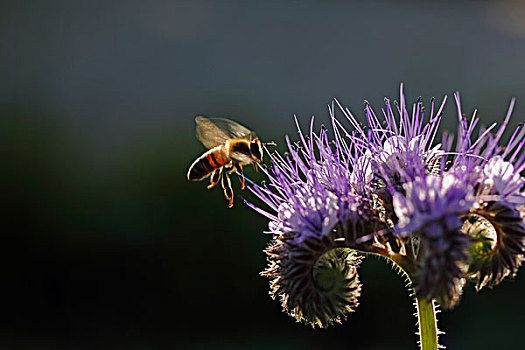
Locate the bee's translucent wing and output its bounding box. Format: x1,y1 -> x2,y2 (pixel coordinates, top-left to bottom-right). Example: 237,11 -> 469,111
195,116 -> 256,149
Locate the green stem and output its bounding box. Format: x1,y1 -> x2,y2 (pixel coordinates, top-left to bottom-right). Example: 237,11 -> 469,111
416,297 -> 438,350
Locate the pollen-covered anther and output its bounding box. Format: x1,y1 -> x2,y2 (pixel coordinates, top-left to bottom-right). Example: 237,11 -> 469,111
466,201 -> 525,290
263,232 -> 362,328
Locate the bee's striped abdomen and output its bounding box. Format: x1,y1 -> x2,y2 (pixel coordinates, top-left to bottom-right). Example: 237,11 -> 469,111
187,147 -> 229,181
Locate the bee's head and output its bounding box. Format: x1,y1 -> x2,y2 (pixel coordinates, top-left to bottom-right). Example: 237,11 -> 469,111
250,138 -> 263,162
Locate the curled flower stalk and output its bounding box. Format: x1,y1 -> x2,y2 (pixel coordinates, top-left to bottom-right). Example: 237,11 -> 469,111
245,84 -> 525,349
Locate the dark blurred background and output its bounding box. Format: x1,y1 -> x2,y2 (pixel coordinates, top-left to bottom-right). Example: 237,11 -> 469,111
1,1 -> 524,349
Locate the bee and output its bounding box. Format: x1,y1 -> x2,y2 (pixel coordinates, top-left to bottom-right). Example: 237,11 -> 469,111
187,116 -> 264,208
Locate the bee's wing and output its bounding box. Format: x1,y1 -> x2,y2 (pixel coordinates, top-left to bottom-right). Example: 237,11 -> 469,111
195,116 -> 256,149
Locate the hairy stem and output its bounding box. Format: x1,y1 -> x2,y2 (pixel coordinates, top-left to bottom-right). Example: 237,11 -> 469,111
416,297 -> 438,350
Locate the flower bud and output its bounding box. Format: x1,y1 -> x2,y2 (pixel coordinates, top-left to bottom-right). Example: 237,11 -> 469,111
466,201 -> 525,290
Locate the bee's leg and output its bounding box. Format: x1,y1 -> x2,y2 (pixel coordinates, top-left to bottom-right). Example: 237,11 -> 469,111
222,168 -> 234,208
207,167 -> 222,189
233,163 -> 245,190
253,162 -> 258,172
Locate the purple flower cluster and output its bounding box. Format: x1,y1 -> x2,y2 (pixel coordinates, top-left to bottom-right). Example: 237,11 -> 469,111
247,85 -> 525,327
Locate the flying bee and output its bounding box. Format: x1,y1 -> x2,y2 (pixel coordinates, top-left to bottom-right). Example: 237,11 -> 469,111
187,116 -> 264,208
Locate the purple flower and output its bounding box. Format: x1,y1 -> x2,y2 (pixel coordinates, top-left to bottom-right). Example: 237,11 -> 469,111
247,84 -> 525,325
393,174 -> 474,307
442,93 -> 525,290
340,86 -> 447,189
446,94 -> 525,206
393,173 -> 475,236
246,119 -> 365,327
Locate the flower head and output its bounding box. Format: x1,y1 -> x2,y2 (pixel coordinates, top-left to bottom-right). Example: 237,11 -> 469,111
247,84 -> 525,325
245,119 -> 367,327
393,174 -> 474,307
343,91 -> 446,191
